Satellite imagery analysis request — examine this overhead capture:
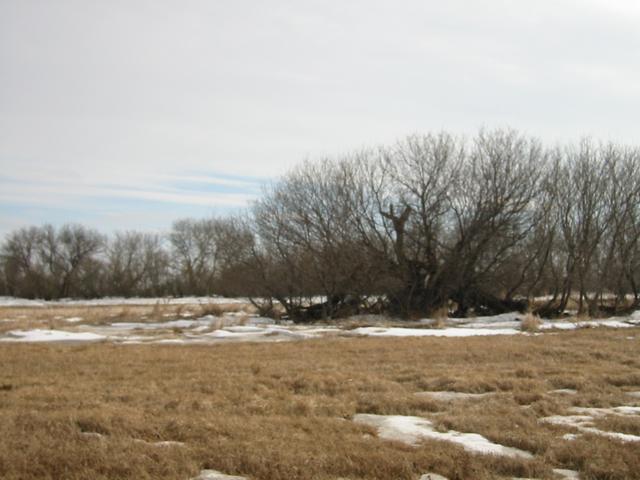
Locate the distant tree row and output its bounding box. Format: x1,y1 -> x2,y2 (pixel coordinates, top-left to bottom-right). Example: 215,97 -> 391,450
0,218 -> 248,300
2,130 -> 640,320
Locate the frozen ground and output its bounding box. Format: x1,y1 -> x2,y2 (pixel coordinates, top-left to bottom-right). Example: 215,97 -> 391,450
1,297 -> 639,344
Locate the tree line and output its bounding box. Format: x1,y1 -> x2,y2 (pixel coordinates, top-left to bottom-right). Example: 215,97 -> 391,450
2,130 -> 640,321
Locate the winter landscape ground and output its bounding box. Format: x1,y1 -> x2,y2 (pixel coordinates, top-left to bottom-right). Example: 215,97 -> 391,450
1,297 -> 640,480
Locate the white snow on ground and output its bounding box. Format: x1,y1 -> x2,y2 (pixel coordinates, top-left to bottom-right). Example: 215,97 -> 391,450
441,311 -> 640,331
539,319 -> 636,330
553,469 -> 581,480
351,326 -> 520,337
190,470 -> 247,480
3,313 -> 640,343
353,414 -> 533,459
549,389 -> 578,395
64,317 -> 84,323
540,406 -> 640,442
571,406 -> 640,416
0,329 -> 105,343
415,391 -> 494,401
132,439 -> 185,447
106,318 -> 216,330
512,468 -> 580,479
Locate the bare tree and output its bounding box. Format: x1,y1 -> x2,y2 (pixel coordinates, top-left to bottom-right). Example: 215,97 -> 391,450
105,231 -> 169,296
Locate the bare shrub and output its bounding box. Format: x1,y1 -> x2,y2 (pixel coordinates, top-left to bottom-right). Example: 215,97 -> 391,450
520,313 -> 542,332
199,303 -> 225,317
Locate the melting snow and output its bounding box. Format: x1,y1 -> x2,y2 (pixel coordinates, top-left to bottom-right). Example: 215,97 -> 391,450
133,439 -> 185,447
353,414 -> 533,458
0,329 -> 105,343
190,470 -> 247,480
571,406 -> 640,416
540,406 -> 640,442
549,389 -> 578,395
415,391 -> 494,401
351,327 -> 519,337
64,317 -> 84,323
553,468 -> 581,479
539,319 -> 635,330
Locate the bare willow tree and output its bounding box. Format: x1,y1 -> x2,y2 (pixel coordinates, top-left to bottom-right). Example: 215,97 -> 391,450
248,130 -> 553,319
252,158 -> 378,320
593,144 -> 640,311
346,130 -> 546,316
105,231 -> 169,296
1,226 -> 45,298
0,224 -> 104,299
169,218 -> 220,295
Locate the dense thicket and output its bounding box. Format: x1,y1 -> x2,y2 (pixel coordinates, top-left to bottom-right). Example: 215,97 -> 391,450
2,130 -> 639,320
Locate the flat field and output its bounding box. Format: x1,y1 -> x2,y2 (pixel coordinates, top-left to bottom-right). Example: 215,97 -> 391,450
1,321 -> 640,479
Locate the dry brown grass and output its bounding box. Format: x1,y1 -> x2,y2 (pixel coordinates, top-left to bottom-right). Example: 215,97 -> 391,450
520,313 -> 542,332
0,302 -> 257,335
1,329 -> 640,479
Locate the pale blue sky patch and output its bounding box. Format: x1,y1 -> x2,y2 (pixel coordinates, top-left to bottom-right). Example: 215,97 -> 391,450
0,171 -> 258,237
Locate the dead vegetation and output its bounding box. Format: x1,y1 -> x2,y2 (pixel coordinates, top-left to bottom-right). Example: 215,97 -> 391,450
1,329 -> 640,479
520,313 -> 542,332
0,302 -> 256,334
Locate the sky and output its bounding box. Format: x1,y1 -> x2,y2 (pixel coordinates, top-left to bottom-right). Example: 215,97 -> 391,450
1,0 -> 640,238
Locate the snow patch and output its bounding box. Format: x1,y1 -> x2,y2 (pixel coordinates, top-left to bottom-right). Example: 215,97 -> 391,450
64,317 -> 84,323
540,406 -> 640,442
351,327 -> 519,337
0,329 -> 105,343
415,391 -> 494,401
133,439 -> 185,447
549,389 -> 578,395
539,319 -> 635,330
190,470 -> 247,480
353,414 -> 532,458
571,406 -> 640,416
553,469 -> 580,479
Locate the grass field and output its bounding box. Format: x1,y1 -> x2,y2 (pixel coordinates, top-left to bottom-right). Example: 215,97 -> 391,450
1,327 -> 640,479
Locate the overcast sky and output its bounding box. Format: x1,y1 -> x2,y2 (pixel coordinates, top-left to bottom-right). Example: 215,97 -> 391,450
1,0 -> 640,237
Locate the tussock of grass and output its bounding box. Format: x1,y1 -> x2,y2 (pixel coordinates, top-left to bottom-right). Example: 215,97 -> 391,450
198,303 -> 226,317
520,313 -> 542,332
